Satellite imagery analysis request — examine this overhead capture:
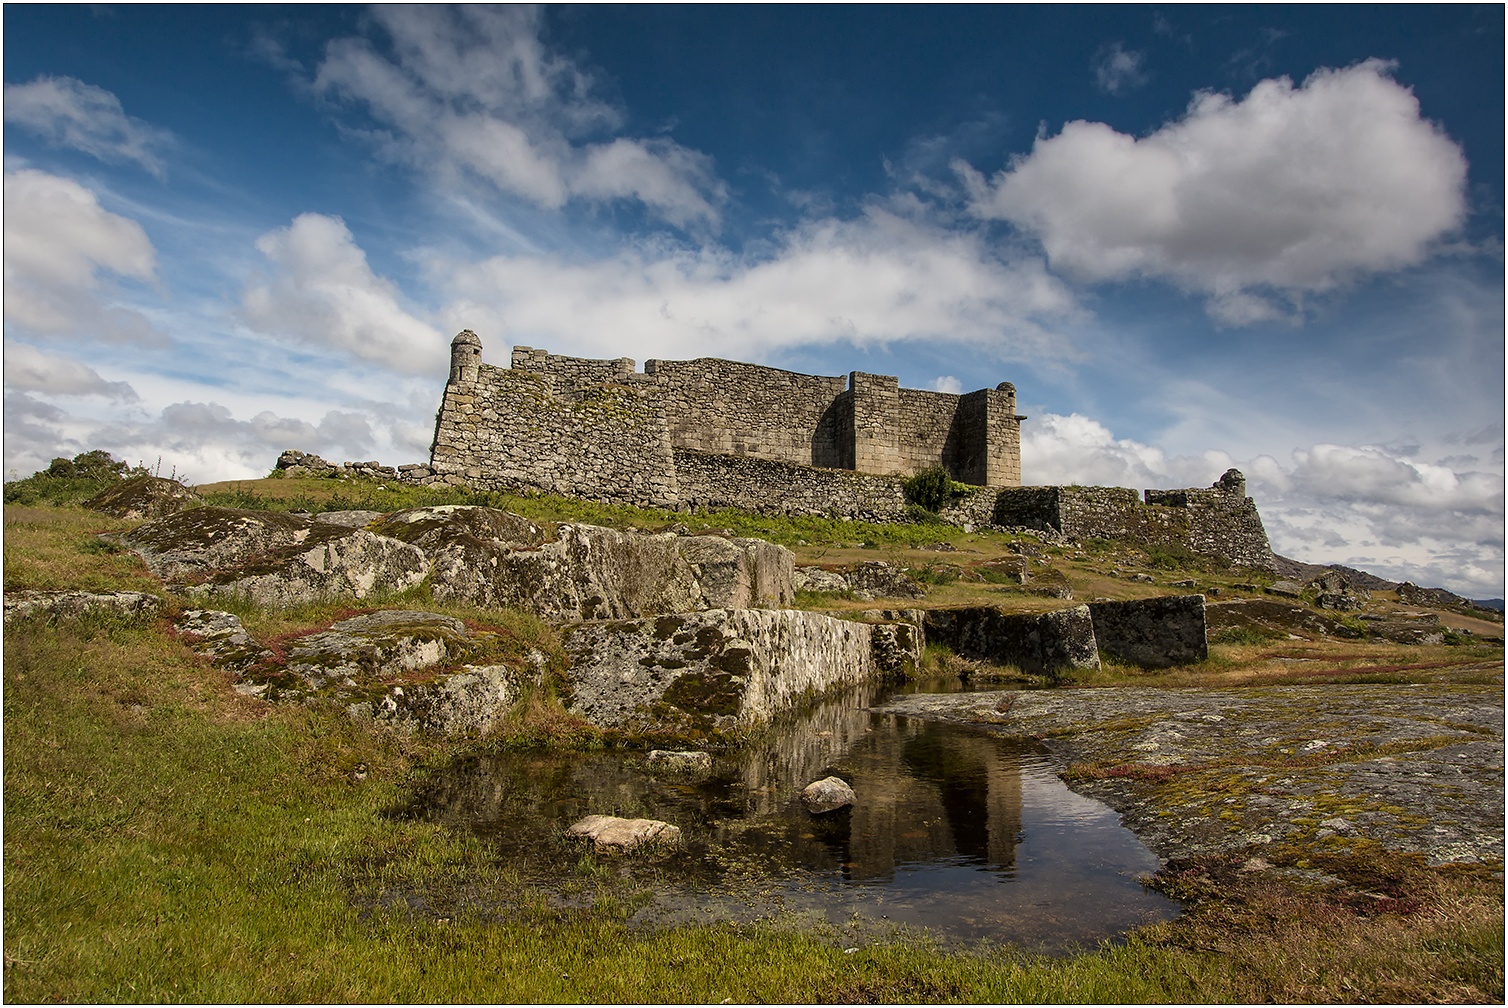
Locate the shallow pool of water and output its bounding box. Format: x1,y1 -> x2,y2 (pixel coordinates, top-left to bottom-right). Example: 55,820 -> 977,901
398,681 -> 1180,954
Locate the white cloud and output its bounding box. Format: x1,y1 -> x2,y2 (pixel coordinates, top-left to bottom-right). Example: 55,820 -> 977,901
930,376 -> 964,394
3,75 -> 169,174
1093,43 -> 1148,96
959,60 -> 1468,323
2,169 -> 166,345
3,342 -> 138,401
312,5 -> 725,228
434,205 -> 1081,364
240,213 -> 447,375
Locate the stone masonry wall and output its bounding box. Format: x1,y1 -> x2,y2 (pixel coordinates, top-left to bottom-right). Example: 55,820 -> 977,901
495,338 -> 1023,487
428,363 -> 680,506
671,448 -> 909,519
990,470 -> 1275,570
644,357 -> 851,468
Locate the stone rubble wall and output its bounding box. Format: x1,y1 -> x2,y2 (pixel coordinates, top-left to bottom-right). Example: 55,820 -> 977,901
276,450 -> 398,481
990,470 -> 1276,570
425,364 -> 681,506
670,447 -> 909,519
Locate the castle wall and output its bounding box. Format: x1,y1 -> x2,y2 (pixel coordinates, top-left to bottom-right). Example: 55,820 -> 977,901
991,476 -> 1275,570
510,346 -> 635,388
643,357 -> 851,468
671,448 -> 909,519
429,363 -> 679,505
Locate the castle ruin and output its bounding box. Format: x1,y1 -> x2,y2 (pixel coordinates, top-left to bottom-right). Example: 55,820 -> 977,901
391,330 -> 1274,570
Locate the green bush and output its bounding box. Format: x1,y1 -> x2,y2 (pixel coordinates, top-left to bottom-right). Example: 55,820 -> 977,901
902,465 -> 954,513
3,450 -> 147,506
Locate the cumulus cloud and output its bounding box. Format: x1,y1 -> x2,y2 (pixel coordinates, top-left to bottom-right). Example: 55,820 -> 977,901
2,169 -> 167,345
930,376 -> 964,394
3,75 -> 169,174
1093,43 -> 1148,96
70,401 -> 383,484
1022,411 -> 1504,596
959,60 -> 1468,323
312,5 -> 725,228
434,205 -> 1080,363
3,342 -> 138,401
240,213 -> 447,374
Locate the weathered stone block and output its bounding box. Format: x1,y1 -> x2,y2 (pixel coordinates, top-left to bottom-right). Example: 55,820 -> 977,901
1087,595 -> 1208,668
921,605 -> 1100,677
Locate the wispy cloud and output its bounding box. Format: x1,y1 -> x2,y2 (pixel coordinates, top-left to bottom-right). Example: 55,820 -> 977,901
4,75 -> 171,175
311,5 -> 726,229
1092,42 -> 1148,96
432,204 -> 1082,364
958,60 -> 1468,324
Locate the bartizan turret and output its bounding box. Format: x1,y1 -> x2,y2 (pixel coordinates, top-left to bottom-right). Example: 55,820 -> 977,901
449,329 -> 482,383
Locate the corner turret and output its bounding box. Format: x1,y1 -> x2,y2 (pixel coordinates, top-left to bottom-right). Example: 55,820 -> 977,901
450,329 -> 482,383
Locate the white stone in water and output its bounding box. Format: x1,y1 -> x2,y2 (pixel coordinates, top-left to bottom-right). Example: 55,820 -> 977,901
802,776 -> 856,813
567,814 -> 682,852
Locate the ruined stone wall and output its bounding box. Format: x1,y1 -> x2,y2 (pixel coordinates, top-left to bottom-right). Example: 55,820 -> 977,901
428,363 -> 679,505
991,472 -> 1275,570
671,448 -> 910,519
643,357 -> 851,468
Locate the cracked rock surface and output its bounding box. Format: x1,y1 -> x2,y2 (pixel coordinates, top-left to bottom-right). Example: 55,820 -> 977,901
875,685 -> 1504,866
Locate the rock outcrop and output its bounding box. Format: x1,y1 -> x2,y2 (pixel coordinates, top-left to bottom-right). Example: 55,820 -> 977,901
921,605 -> 1100,678
563,608 -> 920,736
83,475 -> 200,519
567,814 -> 682,853
1088,595 -> 1208,668
110,505 -> 795,619
801,776 -> 856,813
3,589 -> 165,624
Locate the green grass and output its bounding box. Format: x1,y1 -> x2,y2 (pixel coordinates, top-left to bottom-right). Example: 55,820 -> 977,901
5,500 -> 1504,1002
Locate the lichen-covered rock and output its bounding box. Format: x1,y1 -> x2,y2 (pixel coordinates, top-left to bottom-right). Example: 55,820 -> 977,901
109,507 -> 429,607
398,509 -> 793,620
795,566 -> 851,593
567,814 -> 682,853
3,589 -> 164,624
922,605 -> 1100,678
801,775 -> 856,813
846,561 -> 926,600
1307,570 -> 1369,610
357,664 -> 519,736
284,611 -> 480,690
1207,598 -> 1365,640
83,475 -> 200,519
1088,595 -> 1208,668
312,510 -> 384,528
563,608 -> 919,736
173,609 -> 278,686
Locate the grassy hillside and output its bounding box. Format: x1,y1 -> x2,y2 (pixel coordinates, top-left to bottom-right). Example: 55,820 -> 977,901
3,486 -> 1502,1002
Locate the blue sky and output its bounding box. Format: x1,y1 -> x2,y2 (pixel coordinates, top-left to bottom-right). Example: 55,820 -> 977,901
4,4 -> 1503,596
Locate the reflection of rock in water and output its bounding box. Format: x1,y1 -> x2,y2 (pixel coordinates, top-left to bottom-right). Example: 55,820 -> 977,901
781,718 -> 1025,882
401,682 -> 1027,886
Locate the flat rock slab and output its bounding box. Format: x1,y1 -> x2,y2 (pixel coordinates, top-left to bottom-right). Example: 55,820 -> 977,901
567,814 -> 682,853
875,685 -> 1504,866
4,589 -> 164,623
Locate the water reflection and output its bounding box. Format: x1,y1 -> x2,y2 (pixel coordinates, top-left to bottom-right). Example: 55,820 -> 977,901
398,681 -> 1180,953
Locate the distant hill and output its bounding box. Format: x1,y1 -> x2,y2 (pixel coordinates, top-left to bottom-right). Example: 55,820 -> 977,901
1271,554 -> 1501,615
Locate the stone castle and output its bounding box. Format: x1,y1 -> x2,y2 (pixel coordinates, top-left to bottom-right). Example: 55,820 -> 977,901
367,330 -> 1275,570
